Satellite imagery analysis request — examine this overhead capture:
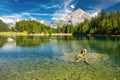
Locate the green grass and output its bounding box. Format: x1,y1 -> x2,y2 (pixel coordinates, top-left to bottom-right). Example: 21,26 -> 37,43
0,32 -> 72,36
0,31 -> 28,36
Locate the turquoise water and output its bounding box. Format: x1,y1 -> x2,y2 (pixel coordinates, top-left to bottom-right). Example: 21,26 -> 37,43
0,36 -> 120,80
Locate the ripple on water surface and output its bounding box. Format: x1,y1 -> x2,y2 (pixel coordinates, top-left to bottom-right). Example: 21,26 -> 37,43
0,36 -> 120,80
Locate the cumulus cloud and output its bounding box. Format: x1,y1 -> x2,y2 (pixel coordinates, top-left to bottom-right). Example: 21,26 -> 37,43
0,12 -> 52,26
0,14 -> 22,26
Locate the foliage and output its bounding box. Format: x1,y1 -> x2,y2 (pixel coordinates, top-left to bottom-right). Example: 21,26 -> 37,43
73,19 -> 89,35
1,9 -> 120,35
0,20 -> 9,32
53,24 -> 74,33
15,20 -> 51,33
0,36 -> 7,47
56,10 -> 120,35
10,27 -> 15,31
72,9 -> 120,35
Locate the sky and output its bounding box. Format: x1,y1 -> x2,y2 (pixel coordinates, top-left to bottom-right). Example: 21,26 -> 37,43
0,0 -> 120,26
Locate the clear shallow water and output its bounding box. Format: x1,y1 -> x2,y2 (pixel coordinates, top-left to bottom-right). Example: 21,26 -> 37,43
0,35 -> 120,80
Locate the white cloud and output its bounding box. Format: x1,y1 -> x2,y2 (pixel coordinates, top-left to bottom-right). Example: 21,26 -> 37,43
52,10 -> 66,20
90,12 -> 99,17
70,4 -> 75,9
66,9 -> 72,13
28,13 -> 51,16
40,4 -> 60,9
52,0 -> 76,21
0,12 -> 52,26
0,14 -> 22,26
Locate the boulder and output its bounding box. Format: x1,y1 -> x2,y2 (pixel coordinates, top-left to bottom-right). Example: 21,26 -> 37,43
7,38 -> 14,42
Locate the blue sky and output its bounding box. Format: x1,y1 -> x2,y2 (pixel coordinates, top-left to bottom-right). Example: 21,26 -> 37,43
0,0 -> 120,25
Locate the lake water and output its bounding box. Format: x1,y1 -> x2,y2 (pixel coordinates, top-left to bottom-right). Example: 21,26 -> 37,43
0,35 -> 120,80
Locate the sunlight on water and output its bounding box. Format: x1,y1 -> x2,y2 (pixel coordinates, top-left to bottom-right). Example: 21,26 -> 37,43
0,36 -> 120,80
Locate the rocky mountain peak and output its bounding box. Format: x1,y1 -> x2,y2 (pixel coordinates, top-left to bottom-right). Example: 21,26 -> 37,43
64,8 -> 91,25
73,8 -> 86,14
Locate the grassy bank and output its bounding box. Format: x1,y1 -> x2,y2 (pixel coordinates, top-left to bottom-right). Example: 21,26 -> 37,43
0,32 -> 28,36
0,32 -> 72,36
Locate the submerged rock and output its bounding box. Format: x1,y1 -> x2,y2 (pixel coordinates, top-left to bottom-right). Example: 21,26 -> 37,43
7,38 -> 14,42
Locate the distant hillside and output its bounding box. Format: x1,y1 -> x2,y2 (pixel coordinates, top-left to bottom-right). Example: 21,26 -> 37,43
50,20 -> 65,28
106,2 -> 120,12
39,20 -> 50,26
0,19 -> 9,32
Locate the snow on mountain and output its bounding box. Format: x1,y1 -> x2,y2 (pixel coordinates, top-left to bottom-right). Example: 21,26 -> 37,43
64,8 -> 91,25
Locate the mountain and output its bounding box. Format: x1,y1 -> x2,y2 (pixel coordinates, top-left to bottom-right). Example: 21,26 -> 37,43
30,18 -> 50,26
106,2 -> 120,12
7,23 -> 15,27
50,20 -> 65,28
64,8 -> 91,25
39,20 -> 50,26
0,19 -> 9,32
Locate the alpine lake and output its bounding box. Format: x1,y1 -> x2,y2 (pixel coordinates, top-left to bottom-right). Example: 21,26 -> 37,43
0,35 -> 120,80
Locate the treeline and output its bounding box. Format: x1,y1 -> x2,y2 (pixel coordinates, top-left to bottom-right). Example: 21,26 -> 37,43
55,10 -> 120,35
52,25 -> 74,33
14,20 -> 51,33
0,20 -> 9,32
0,9 -> 120,35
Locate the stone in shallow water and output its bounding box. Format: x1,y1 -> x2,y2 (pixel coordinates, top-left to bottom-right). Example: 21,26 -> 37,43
7,38 -> 14,42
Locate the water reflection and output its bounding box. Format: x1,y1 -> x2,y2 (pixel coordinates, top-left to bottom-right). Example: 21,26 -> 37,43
15,36 -> 50,47
0,36 -> 7,48
0,42 -> 16,50
0,36 -> 120,64
0,36 -> 120,80
73,36 -> 120,65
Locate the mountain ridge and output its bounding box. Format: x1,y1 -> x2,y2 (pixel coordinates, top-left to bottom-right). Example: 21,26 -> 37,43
64,8 -> 91,25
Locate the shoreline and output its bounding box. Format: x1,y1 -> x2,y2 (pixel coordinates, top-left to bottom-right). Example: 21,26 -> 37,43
0,32 -> 72,36
73,34 -> 120,37
28,33 -> 72,36
0,32 -> 120,37
89,34 -> 120,37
